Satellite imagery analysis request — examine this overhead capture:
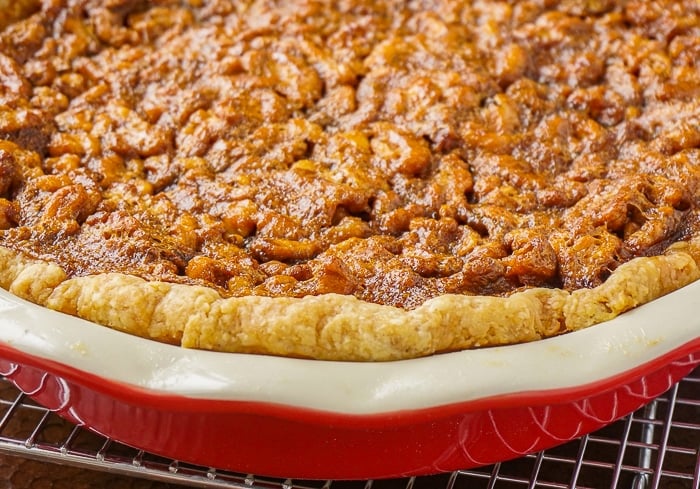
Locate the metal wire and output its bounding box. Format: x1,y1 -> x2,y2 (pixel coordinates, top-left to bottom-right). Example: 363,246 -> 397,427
0,368 -> 698,489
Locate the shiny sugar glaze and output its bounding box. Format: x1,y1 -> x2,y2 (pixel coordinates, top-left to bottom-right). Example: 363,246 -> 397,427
0,0 -> 699,308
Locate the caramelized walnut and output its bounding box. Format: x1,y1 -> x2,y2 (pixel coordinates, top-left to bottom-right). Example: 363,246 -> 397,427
0,0 -> 698,310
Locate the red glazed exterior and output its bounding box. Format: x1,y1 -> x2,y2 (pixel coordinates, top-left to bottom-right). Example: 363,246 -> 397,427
0,339 -> 698,480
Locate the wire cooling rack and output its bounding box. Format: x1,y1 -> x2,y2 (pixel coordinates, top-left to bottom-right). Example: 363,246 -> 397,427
0,368 -> 698,489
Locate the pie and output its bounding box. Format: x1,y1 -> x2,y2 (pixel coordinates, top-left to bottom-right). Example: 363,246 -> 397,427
1,0 -> 699,361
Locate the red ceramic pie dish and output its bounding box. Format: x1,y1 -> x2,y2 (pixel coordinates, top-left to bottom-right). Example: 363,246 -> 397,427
0,280 -> 699,480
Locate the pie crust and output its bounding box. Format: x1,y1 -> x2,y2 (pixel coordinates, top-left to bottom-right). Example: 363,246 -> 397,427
1,1 -> 700,361
1,241 -> 698,361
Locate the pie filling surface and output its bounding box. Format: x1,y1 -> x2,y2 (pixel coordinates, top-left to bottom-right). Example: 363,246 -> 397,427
0,0 -> 699,360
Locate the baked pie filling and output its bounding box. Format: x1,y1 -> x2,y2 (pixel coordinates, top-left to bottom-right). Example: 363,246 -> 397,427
0,0 -> 699,360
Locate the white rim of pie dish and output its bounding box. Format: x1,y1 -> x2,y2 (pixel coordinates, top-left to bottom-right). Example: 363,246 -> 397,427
0,281 -> 698,415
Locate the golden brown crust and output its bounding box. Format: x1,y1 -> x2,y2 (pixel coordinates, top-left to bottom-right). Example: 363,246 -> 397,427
2,242 -> 698,361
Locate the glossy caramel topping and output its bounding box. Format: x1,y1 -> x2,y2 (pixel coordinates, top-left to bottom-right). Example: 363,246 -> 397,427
1,0 -> 699,308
